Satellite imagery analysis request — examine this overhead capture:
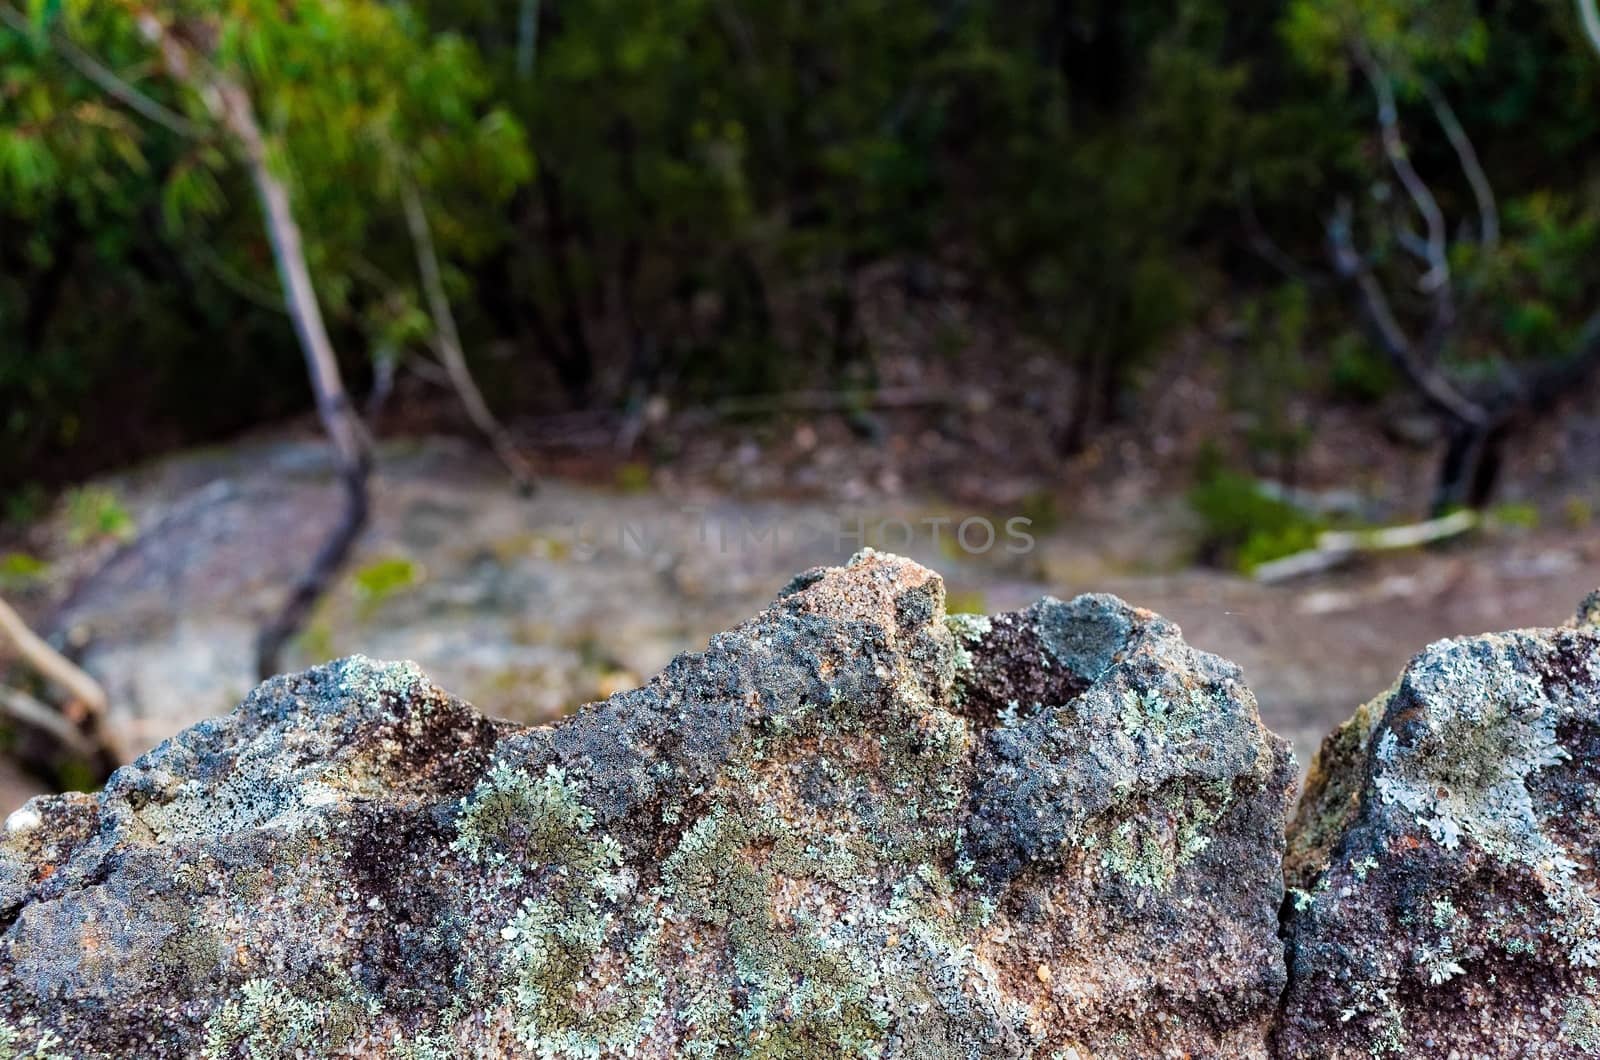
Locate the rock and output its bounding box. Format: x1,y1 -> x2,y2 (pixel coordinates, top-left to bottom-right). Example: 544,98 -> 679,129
0,551 -> 1293,1058
1573,588 -> 1600,630
1278,606 -> 1600,1058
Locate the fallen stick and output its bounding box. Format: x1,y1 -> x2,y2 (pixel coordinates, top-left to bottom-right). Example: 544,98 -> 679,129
0,595 -> 126,764
1253,510 -> 1479,584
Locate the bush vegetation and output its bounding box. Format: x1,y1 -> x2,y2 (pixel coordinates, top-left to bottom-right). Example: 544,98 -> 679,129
2,0 -> 1598,499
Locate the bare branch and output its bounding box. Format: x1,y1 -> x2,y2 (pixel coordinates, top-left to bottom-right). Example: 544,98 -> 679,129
0,3 -> 203,139
1581,0 -> 1600,62
0,685 -> 97,759
1235,177 -> 1330,286
516,0 -> 542,79
1420,79 -> 1499,249
0,596 -> 125,764
1353,46 -> 1450,293
1253,510 -> 1478,583
1326,200 -> 1491,429
400,176 -> 539,493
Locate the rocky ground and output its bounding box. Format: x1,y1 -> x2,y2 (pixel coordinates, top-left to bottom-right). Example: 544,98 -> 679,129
2,434 -> 1597,811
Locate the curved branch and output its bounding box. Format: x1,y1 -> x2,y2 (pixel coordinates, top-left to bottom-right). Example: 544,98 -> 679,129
1326,201 -> 1491,429
0,596 -> 125,764
1420,79 -> 1499,249
1353,46 -> 1450,293
1581,0 -> 1600,62
0,3 -> 203,139
399,177 -> 538,493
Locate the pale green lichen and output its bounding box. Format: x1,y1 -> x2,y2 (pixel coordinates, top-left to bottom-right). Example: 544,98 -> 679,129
1118,687 -> 1209,747
1092,777 -> 1234,891
1564,997 -> 1600,1053
201,973 -> 374,1060
0,1020 -> 71,1060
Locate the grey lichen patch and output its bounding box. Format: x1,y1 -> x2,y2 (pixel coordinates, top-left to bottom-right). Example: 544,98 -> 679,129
0,552 -> 1293,1058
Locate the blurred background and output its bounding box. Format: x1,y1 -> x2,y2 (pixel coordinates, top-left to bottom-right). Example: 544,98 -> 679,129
2,0 -> 1599,812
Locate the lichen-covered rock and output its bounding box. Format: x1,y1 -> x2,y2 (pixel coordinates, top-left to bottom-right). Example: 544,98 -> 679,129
1278,603 -> 1600,1058
0,551 -> 1293,1058
1572,588 -> 1600,630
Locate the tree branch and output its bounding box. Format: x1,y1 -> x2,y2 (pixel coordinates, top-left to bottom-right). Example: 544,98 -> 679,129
1326,200 -> 1491,429
1581,0 -> 1600,62
516,0 -> 541,79
0,685 -> 97,759
0,596 -> 125,764
1420,79 -> 1499,249
399,176 -> 538,493
0,3 -> 203,139
1353,46 -> 1450,293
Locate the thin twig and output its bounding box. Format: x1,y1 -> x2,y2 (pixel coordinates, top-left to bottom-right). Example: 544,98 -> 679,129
1420,79 -> 1498,249
0,596 -> 125,764
0,3 -> 203,139
1235,176 -> 1330,287
1353,45 -> 1450,293
400,176 -> 539,493
0,685 -> 97,759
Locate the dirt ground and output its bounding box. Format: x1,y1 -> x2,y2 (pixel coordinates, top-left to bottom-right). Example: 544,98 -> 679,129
3,431 -> 1595,814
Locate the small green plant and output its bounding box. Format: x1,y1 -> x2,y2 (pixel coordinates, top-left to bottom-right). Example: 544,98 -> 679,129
62,486 -> 133,546
351,557 -> 421,604
613,462 -> 652,493
1328,332 -> 1399,403
1188,468 -> 1325,572
1488,502 -> 1540,530
1017,490 -> 1061,536
0,552 -> 48,590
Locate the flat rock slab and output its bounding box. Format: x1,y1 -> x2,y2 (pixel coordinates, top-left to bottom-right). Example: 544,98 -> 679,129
0,551 -> 1293,1058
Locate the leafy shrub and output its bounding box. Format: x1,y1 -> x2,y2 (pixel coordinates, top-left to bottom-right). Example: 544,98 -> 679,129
1188,469 -> 1326,572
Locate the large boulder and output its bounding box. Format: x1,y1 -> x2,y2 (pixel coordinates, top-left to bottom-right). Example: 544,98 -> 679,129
0,551 -> 1293,1058
1278,592 -> 1600,1058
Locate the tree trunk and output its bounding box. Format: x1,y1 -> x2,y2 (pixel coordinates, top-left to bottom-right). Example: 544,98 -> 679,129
136,17 -> 372,678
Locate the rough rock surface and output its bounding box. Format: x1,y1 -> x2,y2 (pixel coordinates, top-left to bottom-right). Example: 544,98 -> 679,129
0,551 -> 1293,1058
1278,591 -> 1600,1058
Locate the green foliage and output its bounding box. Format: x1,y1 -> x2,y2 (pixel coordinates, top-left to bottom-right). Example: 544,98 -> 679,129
1488,501 -> 1540,530
350,557 -> 421,603
1329,331 -> 1399,402
4,0 -> 1600,488
62,485 -> 132,545
1188,468 -> 1326,571
0,552 -> 48,591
